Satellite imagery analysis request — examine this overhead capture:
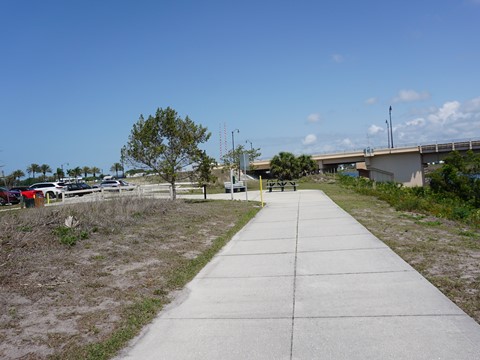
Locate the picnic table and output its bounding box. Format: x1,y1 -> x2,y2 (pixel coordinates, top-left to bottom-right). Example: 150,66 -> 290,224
265,180 -> 297,192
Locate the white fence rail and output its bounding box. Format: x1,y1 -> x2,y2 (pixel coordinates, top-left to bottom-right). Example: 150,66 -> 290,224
60,183 -> 203,204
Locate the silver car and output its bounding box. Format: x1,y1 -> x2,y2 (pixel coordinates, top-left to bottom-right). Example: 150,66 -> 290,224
99,180 -> 135,191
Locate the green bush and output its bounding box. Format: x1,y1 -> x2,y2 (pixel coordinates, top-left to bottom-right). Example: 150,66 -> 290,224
336,174 -> 480,227
53,226 -> 89,246
395,196 -> 422,212
452,206 -> 471,220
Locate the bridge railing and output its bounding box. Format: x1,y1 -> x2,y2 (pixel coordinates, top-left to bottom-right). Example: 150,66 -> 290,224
420,140 -> 480,154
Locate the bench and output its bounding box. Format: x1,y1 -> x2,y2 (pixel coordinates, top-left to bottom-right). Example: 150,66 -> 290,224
266,180 -> 297,192
224,181 -> 246,193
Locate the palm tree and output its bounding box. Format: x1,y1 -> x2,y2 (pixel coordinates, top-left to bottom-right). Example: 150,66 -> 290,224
11,170 -> 25,183
56,167 -> 65,182
297,154 -> 318,176
40,164 -> 52,180
110,163 -> 123,178
3,174 -> 15,188
26,163 -> 41,179
270,152 -> 300,180
72,167 -> 82,181
82,166 -> 90,179
90,166 -> 100,179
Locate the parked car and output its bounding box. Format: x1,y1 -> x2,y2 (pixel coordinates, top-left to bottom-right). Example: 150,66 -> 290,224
29,182 -> 66,199
9,186 -> 44,200
0,187 -> 21,205
99,180 -> 135,191
64,183 -> 93,197
100,180 -> 131,188
78,183 -> 93,191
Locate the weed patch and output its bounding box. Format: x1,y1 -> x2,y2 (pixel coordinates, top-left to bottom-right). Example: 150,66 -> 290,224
415,220 -> 442,227
53,226 -> 89,246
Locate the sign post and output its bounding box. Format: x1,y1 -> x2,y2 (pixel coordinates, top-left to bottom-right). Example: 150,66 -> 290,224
230,168 -> 234,200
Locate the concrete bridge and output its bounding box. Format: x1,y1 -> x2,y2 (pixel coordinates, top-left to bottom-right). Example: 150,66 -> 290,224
252,140 -> 480,187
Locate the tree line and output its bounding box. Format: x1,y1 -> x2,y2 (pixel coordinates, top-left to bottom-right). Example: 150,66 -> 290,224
3,163 -> 126,187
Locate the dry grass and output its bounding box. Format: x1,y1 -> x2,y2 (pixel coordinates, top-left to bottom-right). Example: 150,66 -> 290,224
0,198 -> 259,359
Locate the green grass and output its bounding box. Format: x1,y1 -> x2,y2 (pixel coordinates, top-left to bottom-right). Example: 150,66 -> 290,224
415,220 -> 442,227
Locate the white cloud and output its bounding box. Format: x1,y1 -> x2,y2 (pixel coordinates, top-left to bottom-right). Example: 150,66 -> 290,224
302,134 -> 317,145
405,118 -> 425,127
307,113 -> 321,123
368,124 -> 384,135
427,101 -> 462,125
331,54 -> 344,63
365,97 -> 377,105
393,89 -> 430,103
341,138 -> 354,147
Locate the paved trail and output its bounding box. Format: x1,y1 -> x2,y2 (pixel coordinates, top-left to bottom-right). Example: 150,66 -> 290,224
118,190 -> 480,359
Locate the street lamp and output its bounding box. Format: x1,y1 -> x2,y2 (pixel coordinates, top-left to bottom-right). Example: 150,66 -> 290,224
61,163 -> 69,181
231,129 -> 239,179
389,106 -> 394,148
385,120 -> 390,148
244,140 -> 253,177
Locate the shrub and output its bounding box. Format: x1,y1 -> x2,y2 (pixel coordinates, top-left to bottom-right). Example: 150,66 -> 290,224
53,226 -> 89,246
395,196 -> 422,212
336,174 -> 480,227
452,206 -> 471,221
53,226 -> 79,246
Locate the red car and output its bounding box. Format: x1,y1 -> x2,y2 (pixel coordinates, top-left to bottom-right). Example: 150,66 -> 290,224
9,186 -> 44,201
0,186 -> 21,205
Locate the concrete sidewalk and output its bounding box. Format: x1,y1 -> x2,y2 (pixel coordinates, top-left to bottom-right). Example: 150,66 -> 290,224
118,190 -> 480,359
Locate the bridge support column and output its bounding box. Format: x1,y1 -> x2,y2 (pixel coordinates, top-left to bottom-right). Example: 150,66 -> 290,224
317,160 -> 325,174
366,152 -> 424,186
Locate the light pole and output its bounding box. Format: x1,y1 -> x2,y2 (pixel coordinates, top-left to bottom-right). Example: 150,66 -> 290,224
245,139 -> 253,150
231,129 -> 239,179
385,120 -> 390,148
389,106 -> 393,148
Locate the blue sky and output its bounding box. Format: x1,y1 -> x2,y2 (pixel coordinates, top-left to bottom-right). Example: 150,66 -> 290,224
1,0 -> 480,177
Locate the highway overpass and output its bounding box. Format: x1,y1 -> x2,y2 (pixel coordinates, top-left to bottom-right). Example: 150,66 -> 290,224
251,140 -> 480,187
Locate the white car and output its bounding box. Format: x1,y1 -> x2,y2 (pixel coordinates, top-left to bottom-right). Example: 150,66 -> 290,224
99,180 -> 135,191
29,182 -> 66,199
